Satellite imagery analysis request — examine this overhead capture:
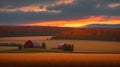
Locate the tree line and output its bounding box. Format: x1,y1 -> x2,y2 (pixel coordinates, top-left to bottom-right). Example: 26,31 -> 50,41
0,43 -> 22,50
52,28 -> 120,41
0,26 -> 73,37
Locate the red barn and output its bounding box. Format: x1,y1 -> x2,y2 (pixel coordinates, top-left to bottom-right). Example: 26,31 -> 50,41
24,40 -> 40,48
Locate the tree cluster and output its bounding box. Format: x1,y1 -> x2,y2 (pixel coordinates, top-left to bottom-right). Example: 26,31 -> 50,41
41,42 -> 46,49
63,44 -> 74,51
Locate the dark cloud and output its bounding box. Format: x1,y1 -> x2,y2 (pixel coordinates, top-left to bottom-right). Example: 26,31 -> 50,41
48,0 -> 120,16
0,0 -> 58,9
0,0 -> 120,25
0,11 -> 61,24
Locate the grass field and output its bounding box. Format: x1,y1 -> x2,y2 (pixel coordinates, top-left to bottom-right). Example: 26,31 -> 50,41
0,48 -> 68,53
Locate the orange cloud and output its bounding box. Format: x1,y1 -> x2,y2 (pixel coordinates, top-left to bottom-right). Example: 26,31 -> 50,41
108,3 -> 120,8
0,5 -> 46,12
24,16 -> 120,27
0,0 -> 73,12
56,0 -> 74,5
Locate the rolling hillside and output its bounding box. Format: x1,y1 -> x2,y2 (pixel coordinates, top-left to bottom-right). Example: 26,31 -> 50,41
52,28 -> 120,41
0,26 -> 74,37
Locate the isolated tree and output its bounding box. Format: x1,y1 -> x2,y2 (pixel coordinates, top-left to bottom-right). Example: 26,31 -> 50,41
18,44 -> 22,50
41,42 -> 46,49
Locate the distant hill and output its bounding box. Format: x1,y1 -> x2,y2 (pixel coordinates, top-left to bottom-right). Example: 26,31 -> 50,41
52,28 -> 120,41
85,24 -> 120,28
0,26 -> 74,37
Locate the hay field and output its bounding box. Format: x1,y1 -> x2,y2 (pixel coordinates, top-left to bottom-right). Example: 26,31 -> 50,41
0,36 -> 120,53
0,53 -> 120,67
0,36 -> 120,67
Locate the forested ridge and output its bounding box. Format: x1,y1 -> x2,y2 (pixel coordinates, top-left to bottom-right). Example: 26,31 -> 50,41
52,28 -> 120,41
0,26 -> 74,37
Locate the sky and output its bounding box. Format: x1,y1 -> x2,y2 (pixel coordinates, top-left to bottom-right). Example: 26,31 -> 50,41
0,0 -> 120,27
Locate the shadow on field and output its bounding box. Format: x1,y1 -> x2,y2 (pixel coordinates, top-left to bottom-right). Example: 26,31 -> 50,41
0,61 -> 120,67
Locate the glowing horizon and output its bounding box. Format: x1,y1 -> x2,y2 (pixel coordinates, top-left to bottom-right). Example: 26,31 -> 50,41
23,16 -> 120,27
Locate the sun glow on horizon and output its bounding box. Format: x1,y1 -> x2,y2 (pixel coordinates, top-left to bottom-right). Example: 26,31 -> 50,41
24,20 -> 90,27
23,16 -> 120,27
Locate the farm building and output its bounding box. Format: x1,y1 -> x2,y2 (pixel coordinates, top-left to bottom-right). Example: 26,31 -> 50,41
53,43 -> 74,51
24,40 -> 40,48
53,44 -> 65,50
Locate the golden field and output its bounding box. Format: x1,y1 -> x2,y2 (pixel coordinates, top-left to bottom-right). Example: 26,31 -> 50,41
0,53 -> 120,67
0,36 -> 120,53
0,36 -> 120,67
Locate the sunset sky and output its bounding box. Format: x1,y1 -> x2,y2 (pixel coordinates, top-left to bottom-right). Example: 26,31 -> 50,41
0,0 -> 120,27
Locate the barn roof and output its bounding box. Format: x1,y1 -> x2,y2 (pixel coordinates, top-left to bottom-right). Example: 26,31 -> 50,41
24,40 -> 40,48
